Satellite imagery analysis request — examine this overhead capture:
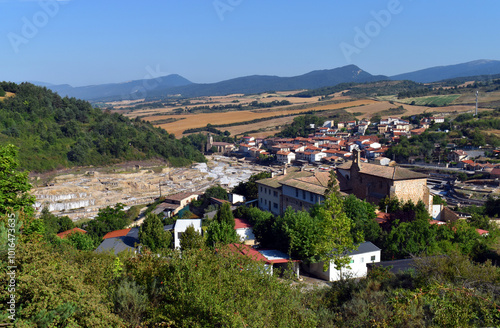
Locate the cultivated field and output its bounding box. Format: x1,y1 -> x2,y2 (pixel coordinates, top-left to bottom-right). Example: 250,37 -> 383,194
117,91 -> 324,119
149,99 -> 376,136
224,115 -> 300,136
378,94 -> 461,106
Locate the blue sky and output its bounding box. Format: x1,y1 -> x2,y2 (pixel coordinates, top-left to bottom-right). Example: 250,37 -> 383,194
1,0 -> 499,86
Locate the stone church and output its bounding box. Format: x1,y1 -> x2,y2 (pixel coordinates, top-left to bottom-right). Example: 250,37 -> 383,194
336,150 -> 432,212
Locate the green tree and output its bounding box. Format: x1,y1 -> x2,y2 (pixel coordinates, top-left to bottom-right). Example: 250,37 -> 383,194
85,203 -> 131,239
384,218 -> 439,259
65,231 -> 96,251
113,279 -> 148,326
313,172 -> 358,270
214,202 -> 235,227
280,207 -> 323,261
179,225 -> 204,251
0,144 -> 36,215
232,171 -> 272,200
139,213 -> 172,252
343,194 -> 381,244
206,220 -> 238,247
204,185 -> 228,201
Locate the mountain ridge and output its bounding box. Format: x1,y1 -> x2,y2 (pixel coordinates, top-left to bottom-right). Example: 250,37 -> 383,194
390,59 -> 500,83
18,59 -> 500,101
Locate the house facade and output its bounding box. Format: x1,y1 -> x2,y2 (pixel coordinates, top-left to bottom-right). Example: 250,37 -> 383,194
256,169 -> 330,215
306,242 -> 381,281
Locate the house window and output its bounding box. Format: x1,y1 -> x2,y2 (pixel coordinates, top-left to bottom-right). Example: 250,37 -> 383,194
273,203 -> 278,209
295,189 -> 298,197
265,199 -> 267,205
371,255 -> 376,261
177,232 -> 183,239
274,191 -> 278,197
302,190 -> 306,199
361,257 -> 364,263
310,193 -> 314,202
350,259 -> 354,264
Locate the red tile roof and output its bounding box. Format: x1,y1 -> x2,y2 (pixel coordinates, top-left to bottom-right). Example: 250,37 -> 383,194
228,244 -> 297,264
375,212 -> 391,224
234,218 -> 253,229
476,229 -> 489,236
57,227 -> 87,239
103,228 -> 131,239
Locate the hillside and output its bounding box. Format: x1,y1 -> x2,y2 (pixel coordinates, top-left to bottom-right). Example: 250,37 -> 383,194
390,59 -> 500,83
145,65 -> 387,99
42,65 -> 386,101
0,82 -> 205,172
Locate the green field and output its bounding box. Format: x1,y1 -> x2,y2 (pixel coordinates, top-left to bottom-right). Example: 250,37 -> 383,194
379,94 -> 461,107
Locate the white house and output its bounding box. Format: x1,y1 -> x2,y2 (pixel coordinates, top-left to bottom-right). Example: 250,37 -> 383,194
174,219 -> 202,249
323,120 -> 334,128
309,151 -> 327,163
229,193 -> 246,204
307,242 -> 381,281
234,218 -> 255,245
276,151 -> 296,164
373,157 -> 391,166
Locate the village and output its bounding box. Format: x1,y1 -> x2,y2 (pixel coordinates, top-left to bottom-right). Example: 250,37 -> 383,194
50,114 -> 499,283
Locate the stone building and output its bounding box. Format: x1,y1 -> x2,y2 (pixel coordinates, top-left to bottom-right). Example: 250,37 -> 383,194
336,150 -> 432,212
256,168 -> 332,215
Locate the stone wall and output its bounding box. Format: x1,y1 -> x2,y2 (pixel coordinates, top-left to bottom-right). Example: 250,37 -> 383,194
393,178 -> 431,209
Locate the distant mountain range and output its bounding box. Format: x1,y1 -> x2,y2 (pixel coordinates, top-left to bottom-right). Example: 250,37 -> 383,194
389,59 -> 500,83
20,59 -> 500,102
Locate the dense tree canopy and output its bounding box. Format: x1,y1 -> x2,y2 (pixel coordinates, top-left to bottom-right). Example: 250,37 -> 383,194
139,213 -> 172,252
0,82 -> 205,172
0,144 -> 35,216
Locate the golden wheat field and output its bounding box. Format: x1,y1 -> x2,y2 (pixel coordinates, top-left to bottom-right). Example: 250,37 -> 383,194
149,99 -> 376,136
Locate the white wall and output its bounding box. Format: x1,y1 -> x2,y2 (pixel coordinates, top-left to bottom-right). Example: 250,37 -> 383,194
174,219 -> 202,249
307,250 -> 381,281
236,227 -> 255,243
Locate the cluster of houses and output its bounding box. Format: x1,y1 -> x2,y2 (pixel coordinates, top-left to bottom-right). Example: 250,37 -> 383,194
53,114 -> 497,282
209,116 -> 452,168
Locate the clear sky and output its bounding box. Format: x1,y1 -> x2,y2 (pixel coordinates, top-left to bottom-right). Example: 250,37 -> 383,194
1,0 -> 499,86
